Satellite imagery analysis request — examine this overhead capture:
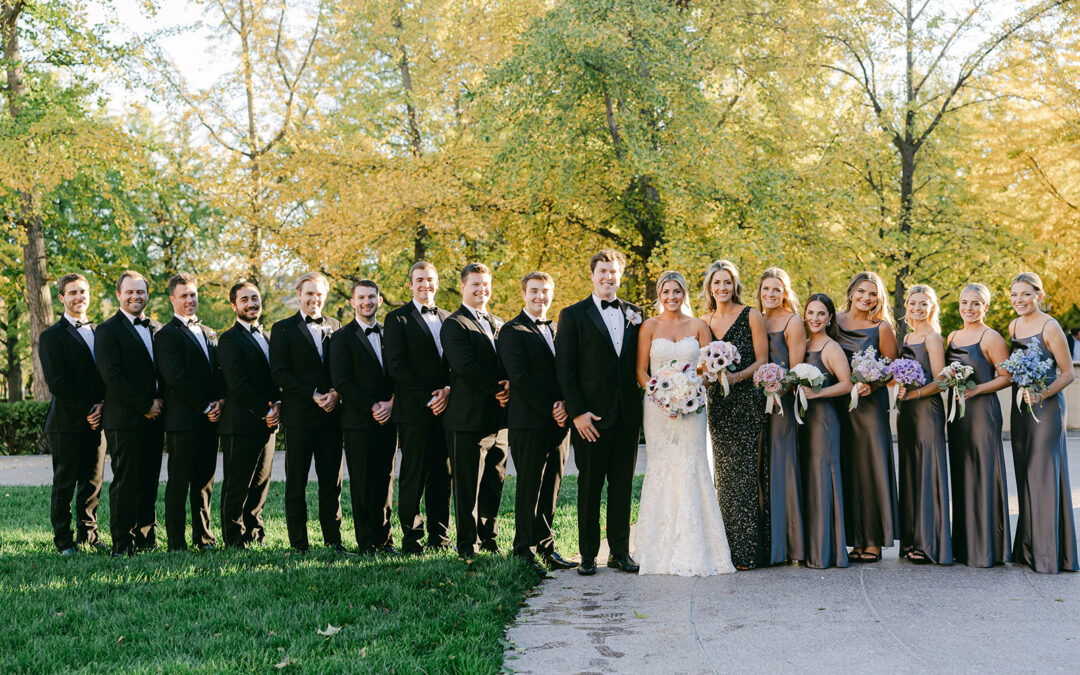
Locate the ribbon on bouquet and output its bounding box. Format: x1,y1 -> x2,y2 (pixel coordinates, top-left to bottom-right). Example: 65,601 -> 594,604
764,391 -> 783,416
849,385 -> 861,411
720,370 -> 731,397
794,385 -> 809,425
947,386 -> 966,423
887,384 -> 900,413
1016,387 -> 1042,424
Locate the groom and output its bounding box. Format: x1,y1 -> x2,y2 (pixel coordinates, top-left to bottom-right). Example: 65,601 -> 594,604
555,250 -> 643,575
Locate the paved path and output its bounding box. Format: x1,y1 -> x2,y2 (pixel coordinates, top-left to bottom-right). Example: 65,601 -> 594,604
506,437 -> 1080,673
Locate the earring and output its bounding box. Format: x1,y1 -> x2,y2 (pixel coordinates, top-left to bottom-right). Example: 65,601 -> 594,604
827,320 -> 831,326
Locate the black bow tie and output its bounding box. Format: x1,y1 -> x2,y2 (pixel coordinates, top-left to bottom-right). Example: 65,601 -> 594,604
600,299 -> 620,310
365,325 -> 381,336
186,318 -> 201,327
476,312 -> 491,324
74,320 -> 93,329
304,315 -> 324,324
536,319 -> 552,326
249,324 -> 263,334
420,305 -> 439,315
133,317 -> 151,328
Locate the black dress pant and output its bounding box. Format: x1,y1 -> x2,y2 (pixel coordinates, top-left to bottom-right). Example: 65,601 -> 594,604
572,414 -> 639,560
343,425 -> 397,550
283,425 -> 343,549
48,430 -> 105,551
220,432 -> 275,547
396,422 -> 452,553
510,428 -> 569,557
447,428 -> 508,555
165,424 -> 219,550
105,425 -> 164,554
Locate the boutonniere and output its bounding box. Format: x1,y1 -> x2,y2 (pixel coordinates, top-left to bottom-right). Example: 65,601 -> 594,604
319,325 -> 333,340
624,307 -> 642,326
205,328 -> 218,343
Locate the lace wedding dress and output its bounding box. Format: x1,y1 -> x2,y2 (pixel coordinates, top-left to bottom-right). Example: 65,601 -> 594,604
633,336 -> 735,576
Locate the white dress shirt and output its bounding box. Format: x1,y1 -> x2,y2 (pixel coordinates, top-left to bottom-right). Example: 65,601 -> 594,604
175,313 -> 210,361
592,294 -> 625,355
237,318 -> 270,362
463,303 -> 496,347
64,313 -> 95,356
525,309 -> 555,355
413,299 -> 444,357
303,314 -> 326,359
120,308 -> 154,361
357,316 -> 383,368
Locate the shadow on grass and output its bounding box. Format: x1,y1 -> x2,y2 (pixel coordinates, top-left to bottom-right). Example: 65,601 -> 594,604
0,474 -> 642,672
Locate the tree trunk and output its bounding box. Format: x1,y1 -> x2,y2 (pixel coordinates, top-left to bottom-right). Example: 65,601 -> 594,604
5,299 -> 22,402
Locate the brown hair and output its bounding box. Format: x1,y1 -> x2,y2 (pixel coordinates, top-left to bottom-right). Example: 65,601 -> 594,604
520,271 -> 553,292
702,260 -> 744,311
168,273 -> 198,296
229,280 -> 259,304
843,271 -> 893,325
459,262 -> 491,284
409,261 -> 437,281
57,273 -> 88,296
589,249 -> 626,273
351,279 -> 379,296
115,270 -> 149,294
756,267 -> 800,316
805,292 -> 839,340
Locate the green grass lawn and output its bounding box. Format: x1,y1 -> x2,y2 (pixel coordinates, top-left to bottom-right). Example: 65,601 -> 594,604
0,474 -> 642,673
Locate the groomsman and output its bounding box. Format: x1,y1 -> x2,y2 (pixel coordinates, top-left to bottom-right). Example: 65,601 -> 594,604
155,274 -> 223,551
269,272 -> 346,553
441,262 -> 510,559
40,273 -> 105,554
383,261 -> 453,554
329,280 -> 397,555
497,271 -> 575,571
95,270 -> 164,556
555,250 -> 643,575
217,281 -> 279,549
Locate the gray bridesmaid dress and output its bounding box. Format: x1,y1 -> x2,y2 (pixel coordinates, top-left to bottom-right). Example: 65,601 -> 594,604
945,332 -> 1011,567
1009,327 -> 1079,574
766,318 -> 805,564
797,347 -> 848,569
836,323 -> 899,549
896,338 -> 952,564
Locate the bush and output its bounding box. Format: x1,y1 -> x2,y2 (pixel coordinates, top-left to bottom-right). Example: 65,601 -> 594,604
0,401 -> 50,455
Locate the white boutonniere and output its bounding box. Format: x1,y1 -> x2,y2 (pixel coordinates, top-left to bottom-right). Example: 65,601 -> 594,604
319,325 -> 333,340
205,329 -> 218,344
624,307 -> 642,326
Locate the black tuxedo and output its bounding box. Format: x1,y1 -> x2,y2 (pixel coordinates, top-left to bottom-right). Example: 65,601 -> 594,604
329,318 -> 397,551
442,304 -> 509,555
40,317 -> 105,551
95,310 -> 165,554
269,311 -> 343,549
155,316 -> 223,550
554,296 -> 642,560
217,321 -> 278,547
497,310 -> 570,558
383,301 -> 452,552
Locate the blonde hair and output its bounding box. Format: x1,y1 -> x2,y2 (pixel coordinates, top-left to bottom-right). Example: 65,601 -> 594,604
295,272 -> 329,293
903,284 -> 941,334
702,260 -> 744,312
756,267 -> 800,316
654,271 -> 692,315
1011,272 -> 1044,294
843,271 -> 893,325
961,282 -> 991,308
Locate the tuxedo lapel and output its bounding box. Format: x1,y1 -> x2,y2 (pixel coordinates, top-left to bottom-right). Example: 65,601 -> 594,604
410,303 -> 439,350
294,312 -> 323,359
518,311 -> 556,362
116,311 -> 154,364
173,316 -> 208,361
63,320 -> 94,360
238,322 -> 268,360
583,300 -> 618,356
353,320 -> 382,371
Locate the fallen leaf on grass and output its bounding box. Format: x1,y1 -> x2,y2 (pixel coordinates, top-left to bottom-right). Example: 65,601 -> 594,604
116,636 -> 124,645
317,624 -> 342,637
632,610 -> 648,619
360,647 -> 367,658
274,656 -> 290,670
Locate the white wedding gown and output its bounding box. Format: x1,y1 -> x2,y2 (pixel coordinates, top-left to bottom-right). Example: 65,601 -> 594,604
633,337 -> 735,576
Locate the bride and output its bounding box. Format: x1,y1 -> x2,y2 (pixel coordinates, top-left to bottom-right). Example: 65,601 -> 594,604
633,271 -> 735,576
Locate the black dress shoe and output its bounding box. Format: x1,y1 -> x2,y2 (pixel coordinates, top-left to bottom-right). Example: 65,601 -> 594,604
196,542 -> 217,552
516,554 -> 545,574
543,550 -> 579,570
328,543 -> 357,556
87,541 -> 110,552
110,547 -> 133,558
608,553 -> 640,573
378,544 -> 400,557
479,540 -> 501,555
59,546 -> 77,556
577,558 -> 597,576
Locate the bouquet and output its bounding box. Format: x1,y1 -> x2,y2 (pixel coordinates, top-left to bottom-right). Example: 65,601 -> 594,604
937,361 -> 976,422
647,360 -> 707,418
753,363 -> 788,416
785,362 -> 826,425
697,340 -> 741,396
849,346 -> 892,411
997,345 -> 1054,422
884,358 -> 926,412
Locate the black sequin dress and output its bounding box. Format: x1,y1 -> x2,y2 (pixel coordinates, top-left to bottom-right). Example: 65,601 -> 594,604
708,306 -> 768,568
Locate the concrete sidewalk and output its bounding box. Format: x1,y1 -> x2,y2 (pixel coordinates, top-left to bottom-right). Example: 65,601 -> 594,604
505,438 -> 1080,673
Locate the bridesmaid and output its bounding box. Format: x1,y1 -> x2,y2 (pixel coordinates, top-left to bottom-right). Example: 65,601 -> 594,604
798,293 -> 852,569
895,285 -> 952,565
836,271 -> 899,563
757,268 -> 806,565
1007,272 -> 1078,574
945,283 -> 1012,567
703,260 -> 769,569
